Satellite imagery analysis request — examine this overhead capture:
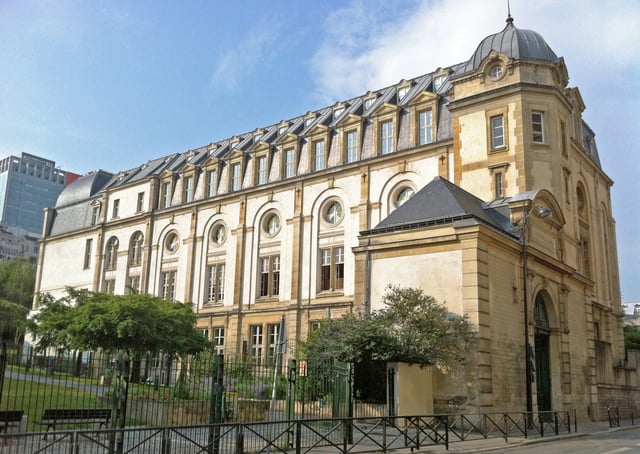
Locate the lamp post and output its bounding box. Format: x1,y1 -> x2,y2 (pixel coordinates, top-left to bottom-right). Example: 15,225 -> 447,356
520,205 -> 551,418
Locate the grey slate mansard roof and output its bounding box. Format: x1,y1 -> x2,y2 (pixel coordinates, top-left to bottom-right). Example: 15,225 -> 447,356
49,17 -> 600,238
363,176 -> 512,236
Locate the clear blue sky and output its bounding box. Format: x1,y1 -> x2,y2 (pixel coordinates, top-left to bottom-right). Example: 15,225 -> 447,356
1,0 -> 638,301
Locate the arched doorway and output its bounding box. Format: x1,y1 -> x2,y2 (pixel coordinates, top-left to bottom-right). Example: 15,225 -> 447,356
533,294 -> 552,412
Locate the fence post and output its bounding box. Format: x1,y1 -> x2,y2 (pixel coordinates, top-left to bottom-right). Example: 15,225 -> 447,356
208,354 -> 224,454
296,420 -> 302,454
503,413 -> 508,442
554,412 -> 559,435
161,427 -> 171,454
235,425 -> 244,454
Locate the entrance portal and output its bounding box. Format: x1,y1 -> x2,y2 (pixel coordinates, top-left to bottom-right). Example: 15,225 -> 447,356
534,294 -> 551,412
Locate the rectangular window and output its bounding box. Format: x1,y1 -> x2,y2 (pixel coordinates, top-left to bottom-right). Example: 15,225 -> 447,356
346,131 -> 358,163
207,170 -> 217,197
213,327 -> 225,355
104,279 -> 115,295
83,238 -> 92,269
257,156 -> 267,185
161,270 -> 177,300
136,192 -> 145,212
284,148 -> 295,178
419,110 -> 434,145
495,172 -> 504,198
126,275 -> 140,294
206,263 -> 225,303
560,121 -> 567,156
380,120 -> 394,154
250,325 -> 263,365
161,182 -> 171,208
231,163 -> 241,191
259,255 -> 280,298
314,141 -> 325,171
183,176 -> 194,203
112,199 -> 120,219
91,206 -> 101,225
320,246 -> 344,291
267,323 -> 280,365
491,115 -> 504,149
532,112 -> 544,143
310,321 -> 321,331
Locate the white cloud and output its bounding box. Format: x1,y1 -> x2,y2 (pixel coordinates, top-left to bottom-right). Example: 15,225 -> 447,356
209,20 -> 283,93
310,0 -> 640,103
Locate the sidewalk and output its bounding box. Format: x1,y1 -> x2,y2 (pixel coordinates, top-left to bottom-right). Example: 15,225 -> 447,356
410,419 -> 639,453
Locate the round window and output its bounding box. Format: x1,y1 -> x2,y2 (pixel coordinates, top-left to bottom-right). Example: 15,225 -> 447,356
396,187 -> 415,207
489,64 -> 504,80
264,213 -> 281,236
324,201 -> 344,225
211,224 -> 227,246
165,232 -> 180,253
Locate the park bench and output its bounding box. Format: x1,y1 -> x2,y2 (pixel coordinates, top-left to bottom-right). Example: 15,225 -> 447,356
0,410 -> 24,433
36,408 -> 111,433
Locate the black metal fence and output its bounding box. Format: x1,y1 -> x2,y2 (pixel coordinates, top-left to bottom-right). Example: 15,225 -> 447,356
0,346 -> 387,432
0,411 -> 574,453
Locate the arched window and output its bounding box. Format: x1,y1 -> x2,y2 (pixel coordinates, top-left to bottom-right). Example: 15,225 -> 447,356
129,232 -> 144,266
105,237 -> 119,271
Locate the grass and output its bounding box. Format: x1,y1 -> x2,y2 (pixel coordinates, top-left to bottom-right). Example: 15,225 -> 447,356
1,374 -> 102,431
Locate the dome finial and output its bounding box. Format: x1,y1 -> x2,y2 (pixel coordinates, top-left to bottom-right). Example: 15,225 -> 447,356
506,0 -> 514,25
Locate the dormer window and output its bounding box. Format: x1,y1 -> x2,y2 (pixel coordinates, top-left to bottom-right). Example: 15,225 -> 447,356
305,117 -> 315,127
364,98 -> 375,110
433,74 -> 447,92
398,86 -> 409,101
278,126 -> 288,135
333,108 -> 344,120
254,134 -> 262,143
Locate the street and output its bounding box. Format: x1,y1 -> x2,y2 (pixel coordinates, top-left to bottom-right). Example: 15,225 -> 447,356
492,427 -> 640,453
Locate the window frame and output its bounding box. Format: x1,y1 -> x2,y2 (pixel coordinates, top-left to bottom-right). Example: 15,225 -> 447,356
206,262 -> 226,303
346,130 -> 358,163
160,270 -> 177,300
313,140 -> 326,171
111,199 -> 120,219
418,110 -> 434,145
532,111 -> 545,143
319,245 -> 345,292
136,192 -> 145,212
380,120 -> 394,155
231,163 -> 242,191
256,156 -> 268,185
284,148 -> 296,178
207,169 -> 218,198
105,237 -> 119,271
258,255 -> 280,299
129,232 -> 144,266
183,175 -> 194,203
249,324 -> 264,365
490,115 -> 505,149
83,238 -> 92,270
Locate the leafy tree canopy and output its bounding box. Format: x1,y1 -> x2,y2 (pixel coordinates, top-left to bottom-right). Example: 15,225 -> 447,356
0,299 -> 30,344
624,325 -> 640,351
0,257 -> 36,309
303,286 -> 476,371
33,288 -> 208,355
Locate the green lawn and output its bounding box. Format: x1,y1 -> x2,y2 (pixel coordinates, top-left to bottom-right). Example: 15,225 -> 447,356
1,374 -> 103,431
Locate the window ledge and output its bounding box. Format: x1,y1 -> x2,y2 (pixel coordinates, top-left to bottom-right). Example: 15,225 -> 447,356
256,297 -> 279,303
317,290 -> 344,298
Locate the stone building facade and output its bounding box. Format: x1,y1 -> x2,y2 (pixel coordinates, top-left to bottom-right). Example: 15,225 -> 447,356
34,16 -> 629,419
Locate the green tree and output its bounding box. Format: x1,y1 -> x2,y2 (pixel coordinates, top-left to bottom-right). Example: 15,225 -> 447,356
0,257 -> 36,309
624,325 -> 640,351
33,288 -> 208,355
303,286 -> 476,371
0,299 -> 29,345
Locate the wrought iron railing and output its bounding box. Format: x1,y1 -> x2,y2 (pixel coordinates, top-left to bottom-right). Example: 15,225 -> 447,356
0,411 -> 574,453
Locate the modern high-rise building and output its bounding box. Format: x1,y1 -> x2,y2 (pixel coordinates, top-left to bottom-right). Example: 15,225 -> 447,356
34,16 -> 633,419
0,153 -> 79,236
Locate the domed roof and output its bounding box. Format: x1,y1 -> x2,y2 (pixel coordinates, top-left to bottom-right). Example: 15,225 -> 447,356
55,170 -> 113,208
459,16 -> 559,75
